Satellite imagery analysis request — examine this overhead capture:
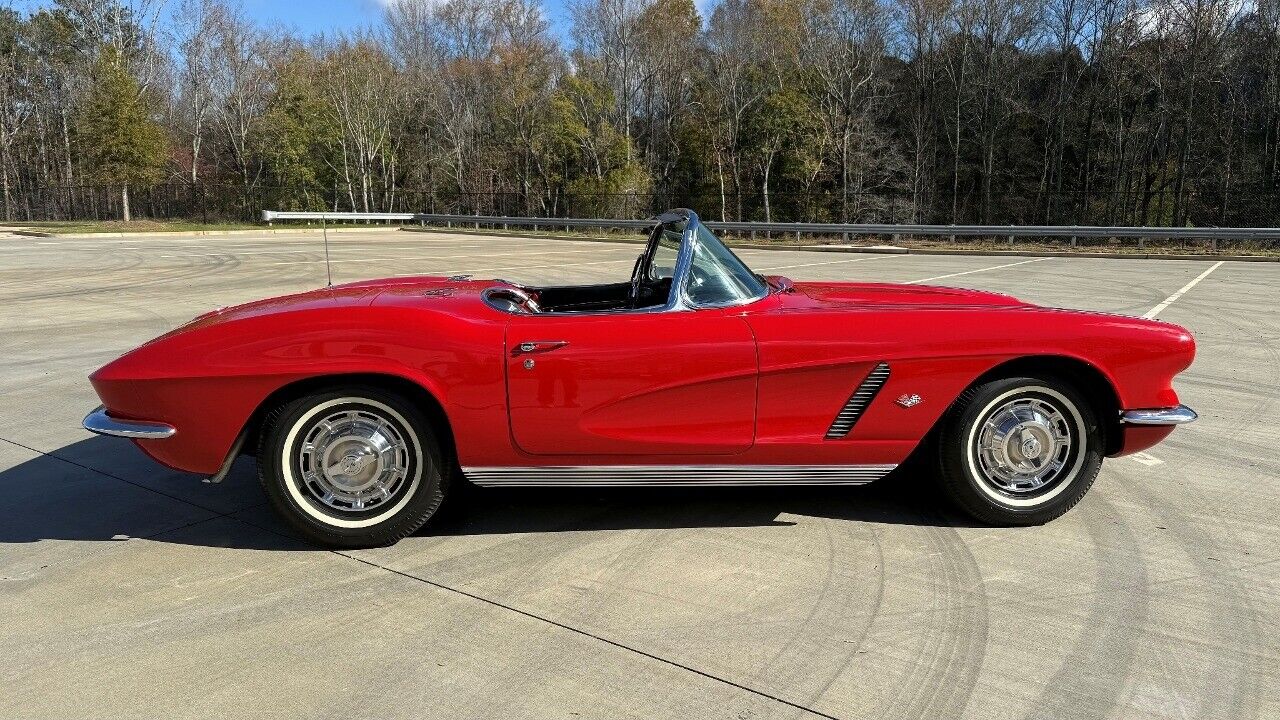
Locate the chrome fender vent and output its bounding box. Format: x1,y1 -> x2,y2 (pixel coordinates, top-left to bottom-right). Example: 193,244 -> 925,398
825,362 -> 891,439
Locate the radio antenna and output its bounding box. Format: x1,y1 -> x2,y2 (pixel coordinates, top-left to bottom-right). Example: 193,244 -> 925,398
322,212 -> 333,287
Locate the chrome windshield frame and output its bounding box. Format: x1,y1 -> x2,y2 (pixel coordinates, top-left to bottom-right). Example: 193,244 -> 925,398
624,209 -> 696,314
495,209 -> 767,317
664,212 -> 697,311
671,212 -> 769,311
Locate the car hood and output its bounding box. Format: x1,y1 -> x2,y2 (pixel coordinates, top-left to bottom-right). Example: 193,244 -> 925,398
789,280 -> 1031,308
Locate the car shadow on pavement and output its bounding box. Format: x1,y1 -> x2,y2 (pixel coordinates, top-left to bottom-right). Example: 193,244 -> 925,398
1,436 -> 981,553
430,478 -> 984,539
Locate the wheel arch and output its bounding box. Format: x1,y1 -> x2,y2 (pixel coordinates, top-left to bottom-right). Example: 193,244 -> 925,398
238,372 -> 458,470
964,355 -> 1123,455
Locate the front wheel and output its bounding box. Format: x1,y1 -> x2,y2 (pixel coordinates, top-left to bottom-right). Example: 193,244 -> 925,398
258,386 -> 447,548
937,376 -> 1102,525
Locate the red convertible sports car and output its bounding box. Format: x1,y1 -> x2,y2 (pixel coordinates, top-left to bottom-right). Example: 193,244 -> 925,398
85,210 -> 1198,547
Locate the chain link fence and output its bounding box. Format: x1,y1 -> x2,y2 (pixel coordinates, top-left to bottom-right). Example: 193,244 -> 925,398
7,183 -> 1280,229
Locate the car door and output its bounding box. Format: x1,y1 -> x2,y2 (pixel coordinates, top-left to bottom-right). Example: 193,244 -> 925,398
505,310 -> 758,455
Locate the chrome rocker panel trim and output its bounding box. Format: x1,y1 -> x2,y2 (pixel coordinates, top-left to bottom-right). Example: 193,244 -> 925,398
83,406 -> 176,439
462,464 -> 897,487
1120,405 -> 1198,425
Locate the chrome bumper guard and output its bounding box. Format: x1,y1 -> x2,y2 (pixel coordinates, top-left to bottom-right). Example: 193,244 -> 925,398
1120,405 -> 1198,425
83,406 -> 176,439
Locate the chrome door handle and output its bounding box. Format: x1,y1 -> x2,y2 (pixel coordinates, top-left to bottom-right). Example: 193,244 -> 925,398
512,340 -> 569,357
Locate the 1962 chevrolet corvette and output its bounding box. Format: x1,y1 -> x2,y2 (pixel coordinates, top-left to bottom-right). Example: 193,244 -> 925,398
84,209 -> 1197,547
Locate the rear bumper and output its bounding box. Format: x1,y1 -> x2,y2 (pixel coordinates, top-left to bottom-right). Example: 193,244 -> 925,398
83,406 -> 176,439
1120,405 -> 1198,425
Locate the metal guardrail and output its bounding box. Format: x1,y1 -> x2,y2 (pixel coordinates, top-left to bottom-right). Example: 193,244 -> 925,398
262,210 -> 1280,247
262,211 -> 420,222
263,210 -> 652,230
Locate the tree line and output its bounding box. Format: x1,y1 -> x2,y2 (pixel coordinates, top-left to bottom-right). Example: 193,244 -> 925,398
2,0 -> 1278,226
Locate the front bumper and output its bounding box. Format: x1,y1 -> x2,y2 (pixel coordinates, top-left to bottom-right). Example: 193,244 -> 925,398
1120,404 -> 1198,425
83,406 -> 176,439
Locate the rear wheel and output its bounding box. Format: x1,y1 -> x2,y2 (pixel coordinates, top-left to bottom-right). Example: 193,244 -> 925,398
937,376 -> 1102,525
258,386 -> 447,548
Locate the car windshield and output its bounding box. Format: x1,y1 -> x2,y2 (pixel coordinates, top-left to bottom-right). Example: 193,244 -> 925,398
683,222 -> 767,307
647,224 -> 682,281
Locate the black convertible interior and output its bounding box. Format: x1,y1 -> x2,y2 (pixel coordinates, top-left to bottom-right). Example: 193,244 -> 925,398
482,275 -> 673,315
535,278 -> 673,312
482,213 -> 684,315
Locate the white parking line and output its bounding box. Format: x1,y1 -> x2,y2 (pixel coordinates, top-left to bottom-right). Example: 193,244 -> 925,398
1130,452 -> 1164,466
1143,261 -> 1225,319
907,257 -> 1052,284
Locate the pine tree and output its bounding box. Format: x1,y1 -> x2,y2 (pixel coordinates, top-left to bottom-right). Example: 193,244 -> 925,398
76,47 -> 166,221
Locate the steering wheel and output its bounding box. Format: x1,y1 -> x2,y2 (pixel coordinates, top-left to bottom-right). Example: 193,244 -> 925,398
628,253 -> 646,308
505,286 -> 541,313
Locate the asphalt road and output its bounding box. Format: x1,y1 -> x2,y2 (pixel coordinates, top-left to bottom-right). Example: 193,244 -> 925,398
1,229 -> 1276,720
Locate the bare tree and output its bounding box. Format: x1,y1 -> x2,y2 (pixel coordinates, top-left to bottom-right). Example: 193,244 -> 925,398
1036,0 -> 1098,221
704,0 -> 769,220
570,0 -> 653,159
206,3 -> 270,194
802,0 -> 896,220
171,0 -> 223,185
321,36 -> 404,212
968,0 -> 1042,222
0,9 -> 30,219
894,0 -> 953,221
632,0 -> 700,194
58,0 -> 167,88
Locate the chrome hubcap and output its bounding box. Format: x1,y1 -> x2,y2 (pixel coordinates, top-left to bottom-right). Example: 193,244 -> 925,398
975,397 -> 1073,494
297,409 -> 411,513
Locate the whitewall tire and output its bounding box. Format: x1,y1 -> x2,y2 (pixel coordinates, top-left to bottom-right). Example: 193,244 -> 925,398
937,375 -> 1102,525
258,386 -> 447,548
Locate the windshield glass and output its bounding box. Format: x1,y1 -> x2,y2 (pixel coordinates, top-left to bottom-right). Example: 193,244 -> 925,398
684,222 -> 767,306
647,224 -> 682,281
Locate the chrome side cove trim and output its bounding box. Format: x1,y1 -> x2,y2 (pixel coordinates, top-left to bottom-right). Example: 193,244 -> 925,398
462,464 -> 897,487
83,406 -> 176,439
825,362 -> 891,439
1120,405 -> 1198,425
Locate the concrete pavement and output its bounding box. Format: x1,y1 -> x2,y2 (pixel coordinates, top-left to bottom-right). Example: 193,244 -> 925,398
1,230 -> 1276,719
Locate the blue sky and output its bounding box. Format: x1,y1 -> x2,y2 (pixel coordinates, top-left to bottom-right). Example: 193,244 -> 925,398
237,0 -> 716,38
238,0 -> 580,38
16,0 -> 721,45
238,0 -> 392,36
13,0 -> 583,40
